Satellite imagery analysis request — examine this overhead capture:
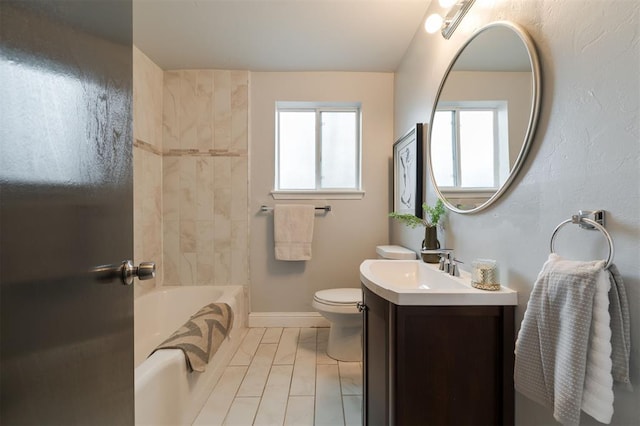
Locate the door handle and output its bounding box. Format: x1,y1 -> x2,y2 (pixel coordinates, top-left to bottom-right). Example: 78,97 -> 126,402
120,260 -> 155,286
91,260 -> 156,285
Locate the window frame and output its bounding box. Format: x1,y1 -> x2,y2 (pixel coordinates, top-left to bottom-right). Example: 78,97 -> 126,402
273,102 -> 364,199
434,102 -> 505,193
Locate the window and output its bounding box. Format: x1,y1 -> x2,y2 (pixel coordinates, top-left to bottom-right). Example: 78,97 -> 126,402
275,102 -> 362,197
431,103 -> 508,190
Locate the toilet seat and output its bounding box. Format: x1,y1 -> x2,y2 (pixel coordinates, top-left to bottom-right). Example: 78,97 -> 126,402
313,288 -> 361,306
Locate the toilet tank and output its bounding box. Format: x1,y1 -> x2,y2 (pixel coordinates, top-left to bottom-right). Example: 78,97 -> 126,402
375,245 -> 417,260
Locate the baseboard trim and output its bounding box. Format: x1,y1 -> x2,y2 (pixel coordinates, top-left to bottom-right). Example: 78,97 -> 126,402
248,312 -> 330,328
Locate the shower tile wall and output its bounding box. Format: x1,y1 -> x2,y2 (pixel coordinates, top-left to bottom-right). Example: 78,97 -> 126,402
162,70 -> 249,286
133,46 -> 164,298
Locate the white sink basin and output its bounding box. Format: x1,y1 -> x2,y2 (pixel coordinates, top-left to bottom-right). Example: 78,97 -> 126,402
359,259 -> 517,306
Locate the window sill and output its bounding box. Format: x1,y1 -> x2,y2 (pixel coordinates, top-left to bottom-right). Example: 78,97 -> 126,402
271,190 -> 365,200
440,188 -> 496,199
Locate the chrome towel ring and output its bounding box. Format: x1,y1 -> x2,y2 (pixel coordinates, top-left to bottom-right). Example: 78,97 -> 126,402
549,210 -> 614,269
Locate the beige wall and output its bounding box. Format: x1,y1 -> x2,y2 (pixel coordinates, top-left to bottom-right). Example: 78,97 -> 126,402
394,1 -> 639,424
161,70 -> 249,286
441,70 -> 532,167
133,46 -> 163,298
134,67 -> 392,307
250,72 -> 394,312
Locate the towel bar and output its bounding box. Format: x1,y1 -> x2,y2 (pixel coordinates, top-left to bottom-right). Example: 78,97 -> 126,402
260,204 -> 331,213
549,210 -> 614,269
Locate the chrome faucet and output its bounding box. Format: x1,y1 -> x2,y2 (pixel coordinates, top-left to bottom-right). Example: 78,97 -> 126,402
424,249 -> 451,271
448,257 -> 459,277
438,250 -> 451,271
421,248 -> 461,276
435,250 -> 461,276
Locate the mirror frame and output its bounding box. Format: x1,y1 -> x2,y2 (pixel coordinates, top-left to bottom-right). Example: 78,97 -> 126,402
427,21 -> 542,214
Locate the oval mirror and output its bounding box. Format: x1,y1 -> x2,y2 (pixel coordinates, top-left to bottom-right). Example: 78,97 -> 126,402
427,21 -> 541,213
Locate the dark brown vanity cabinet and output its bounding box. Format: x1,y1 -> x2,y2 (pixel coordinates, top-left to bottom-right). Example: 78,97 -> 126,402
362,286 -> 515,426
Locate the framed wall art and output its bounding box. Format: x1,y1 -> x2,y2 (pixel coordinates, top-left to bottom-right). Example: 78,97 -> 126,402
393,123 -> 424,217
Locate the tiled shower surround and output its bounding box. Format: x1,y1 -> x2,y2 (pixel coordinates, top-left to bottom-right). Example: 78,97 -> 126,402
162,70 -> 249,286
133,47 -> 249,293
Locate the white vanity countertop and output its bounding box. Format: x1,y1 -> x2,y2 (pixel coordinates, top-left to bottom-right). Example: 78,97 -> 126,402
359,259 -> 518,306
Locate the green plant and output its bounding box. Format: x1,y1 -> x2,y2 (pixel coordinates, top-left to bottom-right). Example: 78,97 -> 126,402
389,199 -> 445,228
424,198 -> 446,226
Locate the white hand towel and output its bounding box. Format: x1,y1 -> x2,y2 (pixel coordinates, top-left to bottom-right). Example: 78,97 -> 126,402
274,204 -> 315,261
581,269 -> 614,424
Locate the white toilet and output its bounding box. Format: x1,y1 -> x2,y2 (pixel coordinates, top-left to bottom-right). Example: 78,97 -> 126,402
312,288 -> 362,361
375,245 -> 417,261
312,245 -> 416,362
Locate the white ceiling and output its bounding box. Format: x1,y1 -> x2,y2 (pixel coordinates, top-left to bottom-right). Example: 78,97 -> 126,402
454,25 -> 532,72
133,0 -> 432,72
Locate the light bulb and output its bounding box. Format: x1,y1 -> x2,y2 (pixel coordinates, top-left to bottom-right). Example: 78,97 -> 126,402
424,14 -> 444,34
439,0 -> 457,8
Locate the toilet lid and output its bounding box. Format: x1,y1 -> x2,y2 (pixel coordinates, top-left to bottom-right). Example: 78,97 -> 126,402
314,288 -> 361,305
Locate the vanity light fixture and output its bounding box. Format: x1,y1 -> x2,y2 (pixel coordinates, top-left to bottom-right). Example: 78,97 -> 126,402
424,0 -> 476,39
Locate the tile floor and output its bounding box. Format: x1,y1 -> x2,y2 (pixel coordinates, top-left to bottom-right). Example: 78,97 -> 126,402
194,327 -> 363,426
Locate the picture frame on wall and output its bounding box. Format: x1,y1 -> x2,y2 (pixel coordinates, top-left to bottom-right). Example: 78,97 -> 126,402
393,123 -> 424,217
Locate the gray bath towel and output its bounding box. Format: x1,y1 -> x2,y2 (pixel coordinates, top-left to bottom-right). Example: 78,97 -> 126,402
152,302 -> 234,372
514,254 -> 631,425
607,264 -> 632,389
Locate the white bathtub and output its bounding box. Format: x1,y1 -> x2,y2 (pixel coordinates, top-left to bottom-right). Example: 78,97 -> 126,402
134,285 -> 247,425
